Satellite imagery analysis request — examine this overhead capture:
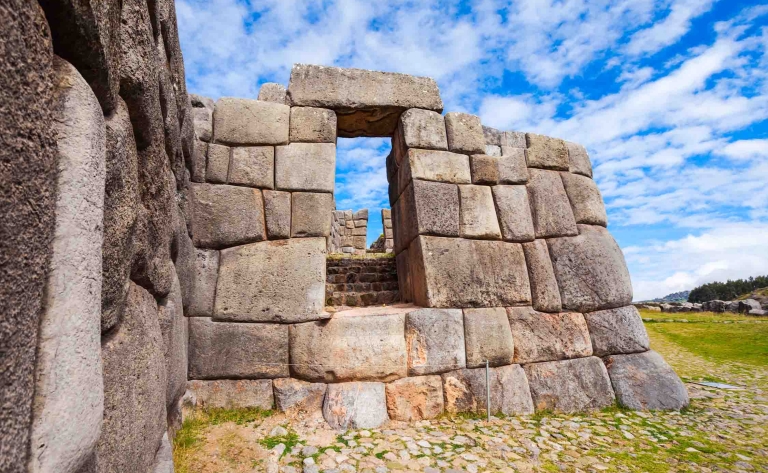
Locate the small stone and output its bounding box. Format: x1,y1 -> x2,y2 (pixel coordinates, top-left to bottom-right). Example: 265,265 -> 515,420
270,426 -> 289,437
566,142 -> 593,177
263,190 -> 292,239
470,151 -> 528,185
258,83 -> 287,104
445,112 -> 486,155
525,133 -> 569,170
273,378 -> 327,414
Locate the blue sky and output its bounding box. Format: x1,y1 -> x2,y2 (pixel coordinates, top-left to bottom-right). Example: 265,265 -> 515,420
177,0 -> 768,301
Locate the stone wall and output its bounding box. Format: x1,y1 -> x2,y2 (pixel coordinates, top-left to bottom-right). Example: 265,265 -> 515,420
329,209 -> 368,254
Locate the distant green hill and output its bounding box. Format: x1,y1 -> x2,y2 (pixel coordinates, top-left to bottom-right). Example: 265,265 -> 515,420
688,276 -> 768,303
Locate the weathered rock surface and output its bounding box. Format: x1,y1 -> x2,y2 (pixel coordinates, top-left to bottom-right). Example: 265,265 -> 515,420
445,112 -> 486,155
273,378 -> 327,414
275,142 -> 336,192
190,139 -> 207,182
522,239 -> 562,312
290,106 -> 337,143
188,317 -> 289,379
98,283 -> 166,473
492,186 -> 535,242
258,82 -> 287,104
386,376 -> 444,421
394,180 -> 460,253
290,313 -> 407,382
205,143 -> 229,183
502,131 -> 526,149
584,306 -> 649,356
264,190 -> 292,239
470,151 -> 528,185
524,357 -> 615,412
213,97 -> 289,145
506,307 -> 592,363
548,225 -> 633,312
292,192 -> 333,237
567,141 -> 593,177
561,172 -> 607,226
605,351 -> 689,410
192,107 -> 212,142
463,308 -> 515,368
442,365 -> 534,415
398,148 -> 471,193
150,433 -> 175,473
186,249 -> 219,317
189,183 -> 266,249
288,64 -> 443,137
214,238 -> 327,323
410,236 -> 531,307
323,382 -> 389,430
394,108 -> 448,155
229,146 -> 275,188
30,57 -> 106,473
187,379 -> 274,409
158,272 -> 188,410
527,169 -> 578,238
405,308 -> 466,376
525,133 -> 569,170
483,126 -> 503,146
459,185 -> 502,239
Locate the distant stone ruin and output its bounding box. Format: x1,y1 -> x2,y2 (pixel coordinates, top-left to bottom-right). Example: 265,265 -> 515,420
329,209 -> 369,254
1,2 -> 689,472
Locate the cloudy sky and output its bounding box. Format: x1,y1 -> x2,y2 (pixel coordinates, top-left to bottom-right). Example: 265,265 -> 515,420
177,0 -> 768,301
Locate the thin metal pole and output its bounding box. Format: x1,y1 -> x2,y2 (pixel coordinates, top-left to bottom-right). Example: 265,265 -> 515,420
486,359 -> 491,422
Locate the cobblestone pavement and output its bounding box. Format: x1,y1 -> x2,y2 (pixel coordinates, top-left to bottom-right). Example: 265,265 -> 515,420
181,330 -> 768,473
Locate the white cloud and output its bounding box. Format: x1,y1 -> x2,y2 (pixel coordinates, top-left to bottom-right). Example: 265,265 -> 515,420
717,139 -> 768,161
625,0 -> 716,56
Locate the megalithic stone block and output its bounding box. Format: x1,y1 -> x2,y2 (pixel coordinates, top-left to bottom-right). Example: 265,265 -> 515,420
189,183 -> 266,249
287,64 -> 443,137
229,146 -> 275,189
394,180 -> 460,253
291,192 -> 333,237
441,365 -> 534,415
525,133 -> 569,170
258,83 -> 287,104
605,351 -> 689,410
385,375 -> 444,421
323,382 -> 389,429
397,148 -> 471,194
463,308 -> 515,368
459,185 -> 502,239
470,151 -> 529,185
567,141 -> 593,177
187,379 -> 275,410
289,106 -> 337,143
560,172 -> 608,226
445,112 -> 486,155
521,239 -> 562,311
405,308 -> 466,376
393,108 -> 448,163
492,186 -> 535,243
584,306 -> 649,356
275,142 -> 336,192
213,97 -> 289,145
527,169 -> 578,238
524,357 -> 615,412
506,307 -> 592,363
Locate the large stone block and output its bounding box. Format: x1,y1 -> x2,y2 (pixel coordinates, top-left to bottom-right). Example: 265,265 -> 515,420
525,133 -> 569,170
273,378 -> 327,414
548,225 -> 633,312
187,379 -> 274,409
275,142 -> 336,192
214,238 -> 327,323
560,172 -> 607,226
396,249 -> 413,302
29,58 -> 105,473
506,307 -> 592,363
398,148 -> 471,193
258,82 -> 287,104
566,141 -> 593,177
186,249 -> 219,317
501,131 -> 526,148
290,313 -> 407,382
584,306 -> 649,356
98,283 -> 166,473
405,308 -> 466,375
264,190 -> 292,239
527,169 -> 578,238
287,64 -> 443,137
522,239 -> 562,312
410,236 -> 531,308
158,272 -> 188,409
442,365 -> 534,415
393,109 -> 448,160
524,357 -> 615,412
492,186 -> 535,242
459,185 -> 502,239
188,317 -> 289,379
445,112 -> 486,155
213,97 -> 289,145
292,192 -> 333,237
323,382 -> 389,430
470,151 -> 528,185
229,146 -> 275,189
189,183 -> 266,249
605,351 -> 689,410
151,433 -> 174,473
190,139 -> 207,182
394,180 -> 460,253
386,376 -> 444,421
205,143 -> 230,183
483,126 -> 503,145
290,106 -> 337,143
192,107 -> 212,142
463,308 -> 515,368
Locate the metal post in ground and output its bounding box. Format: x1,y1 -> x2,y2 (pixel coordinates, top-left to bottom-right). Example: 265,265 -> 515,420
486,359 -> 491,422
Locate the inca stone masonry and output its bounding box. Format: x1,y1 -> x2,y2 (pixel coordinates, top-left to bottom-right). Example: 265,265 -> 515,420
0,1 -> 688,472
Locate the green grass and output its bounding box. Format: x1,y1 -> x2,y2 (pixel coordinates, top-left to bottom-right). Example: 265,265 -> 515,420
259,429 -> 300,455
639,309 -> 761,323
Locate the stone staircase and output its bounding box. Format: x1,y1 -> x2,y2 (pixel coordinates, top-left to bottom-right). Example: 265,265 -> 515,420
326,257 -> 400,307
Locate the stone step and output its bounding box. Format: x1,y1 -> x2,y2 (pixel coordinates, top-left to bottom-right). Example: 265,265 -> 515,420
326,272 -> 397,284
326,291 -> 400,307
326,281 -> 400,293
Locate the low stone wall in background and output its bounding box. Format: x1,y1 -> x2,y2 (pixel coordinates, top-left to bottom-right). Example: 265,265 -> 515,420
329,209 -> 368,254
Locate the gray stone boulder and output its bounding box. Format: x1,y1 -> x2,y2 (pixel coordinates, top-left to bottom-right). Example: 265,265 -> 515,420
527,169 -> 578,238
258,83 -> 287,104
548,225 -> 633,312
185,249 -> 219,317
442,365 -> 534,415
187,379 -> 274,409
584,306 -> 649,356
525,133 -> 569,170
492,186 -> 535,242
385,376 -> 444,421
410,236 -> 531,308
405,308 -> 466,376
213,97 -> 289,145
189,183 -> 266,249
289,107 -> 337,143
275,142 -> 336,192
287,64 -> 443,137
458,185 -> 502,239
290,313 -> 407,382
524,357 -> 615,412
393,108 -> 448,157
150,433 -> 175,473
188,317 -> 289,379
445,112 -> 486,155
263,190 -> 292,239
393,180 -> 460,252
605,351 -> 689,410
507,307 -> 592,363
273,378 -> 327,414
229,146 -> 275,189
158,272 -> 188,409
738,299 -> 761,314
463,308 -> 515,368
213,238 -> 327,323
566,142 -> 593,177
292,192 -> 333,237
323,382 -> 389,430
560,172 -> 607,226
522,239 -> 562,312
470,151 -> 528,185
